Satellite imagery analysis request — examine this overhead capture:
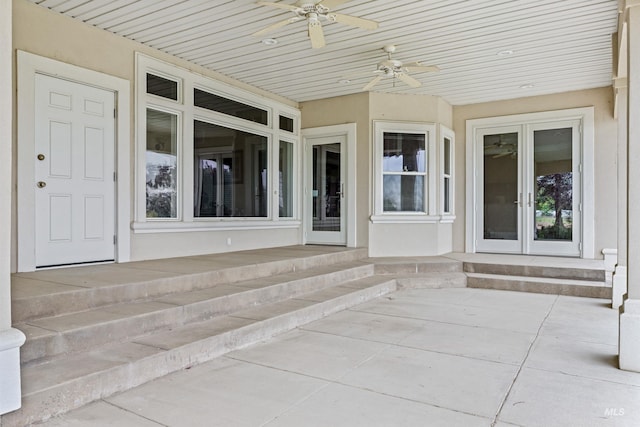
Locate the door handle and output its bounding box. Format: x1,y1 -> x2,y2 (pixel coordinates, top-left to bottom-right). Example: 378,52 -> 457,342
513,192 -> 522,207
37,181 -> 47,188
528,192 -> 532,207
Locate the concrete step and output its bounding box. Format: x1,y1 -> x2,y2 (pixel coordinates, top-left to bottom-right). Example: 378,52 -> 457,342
12,246 -> 368,323
463,261 -> 605,282
395,272 -> 467,290
2,275 -> 396,427
371,256 -> 463,275
466,272 -> 611,299
16,261 -> 374,364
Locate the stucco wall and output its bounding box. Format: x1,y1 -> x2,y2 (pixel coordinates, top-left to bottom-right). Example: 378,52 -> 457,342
453,87 -> 617,258
12,0 -> 300,266
300,92 -> 370,247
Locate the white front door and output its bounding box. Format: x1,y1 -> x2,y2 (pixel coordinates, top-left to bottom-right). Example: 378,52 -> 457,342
475,121 -> 582,256
306,135 -> 346,245
34,74 -> 115,267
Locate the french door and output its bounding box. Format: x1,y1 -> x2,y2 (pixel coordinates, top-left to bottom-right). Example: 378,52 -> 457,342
305,135 -> 346,245
476,120 -> 582,256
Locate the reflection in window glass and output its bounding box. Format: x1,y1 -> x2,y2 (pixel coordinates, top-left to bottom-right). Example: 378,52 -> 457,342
383,175 -> 424,212
146,74 -> 178,100
534,128 -> 573,241
383,133 -> 425,172
193,120 -> 268,218
279,141 -> 294,217
194,88 -> 268,125
146,109 -> 178,218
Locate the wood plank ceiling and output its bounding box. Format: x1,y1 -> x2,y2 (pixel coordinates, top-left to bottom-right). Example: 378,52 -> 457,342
28,0 -> 619,105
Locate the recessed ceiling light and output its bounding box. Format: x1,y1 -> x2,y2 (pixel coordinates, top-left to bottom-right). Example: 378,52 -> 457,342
338,79 -> 351,84
497,50 -> 514,56
261,38 -> 278,46
519,83 -> 535,89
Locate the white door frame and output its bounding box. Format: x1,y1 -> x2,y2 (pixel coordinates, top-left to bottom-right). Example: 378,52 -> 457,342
302,123 -> 357,247
17,51 -> 131,272
466,107 -> 595,258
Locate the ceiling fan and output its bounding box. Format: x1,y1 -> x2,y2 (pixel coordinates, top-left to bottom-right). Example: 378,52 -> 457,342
253,1 -> 379,49
484,139 -> 517,158
362,45 -> 440,91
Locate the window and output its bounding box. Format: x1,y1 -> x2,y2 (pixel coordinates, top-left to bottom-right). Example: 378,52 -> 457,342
382,132 -> 426,212
146,108 -> 179,218
373,121 -> 436,218
279,141 -> 294,217
136,54 -> 300,230
194,88 -> 268,125
441,125 -> 454,216
279,115 -> 295,132
193,120 -> 268,218
146,73 -> 179,101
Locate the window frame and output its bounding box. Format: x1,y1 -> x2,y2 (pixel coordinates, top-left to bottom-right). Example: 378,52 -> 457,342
372,121 -> 437,222
134,53 -> 300,232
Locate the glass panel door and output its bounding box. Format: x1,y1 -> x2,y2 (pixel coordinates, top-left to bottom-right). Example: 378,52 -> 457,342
476,127 -> 523,253
475,121 -> 582,256
306,136 -> 346,245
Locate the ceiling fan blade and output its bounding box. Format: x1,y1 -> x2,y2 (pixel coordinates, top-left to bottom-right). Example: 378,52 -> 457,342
256,1 -> 298,12
397,73 -> 421,88
404,63 -> 440,73
320,0 -> 351,9
492,152 -> 512,159
252,17 -> 299,36
328,13 -> 378,30
308,20 -> 326,48
363,75 -> 383,91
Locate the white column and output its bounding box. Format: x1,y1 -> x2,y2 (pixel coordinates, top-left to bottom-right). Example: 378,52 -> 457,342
620,0 -> 640,372
0,0 -> 26,416
612,78 -> 628,309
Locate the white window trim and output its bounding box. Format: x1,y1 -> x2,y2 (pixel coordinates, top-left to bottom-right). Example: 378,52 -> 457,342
440,124 -> 456,222
371,120 -> 438,223
16,51 -> 131,271
465,107 -> 595,258
134,53 -> 301,232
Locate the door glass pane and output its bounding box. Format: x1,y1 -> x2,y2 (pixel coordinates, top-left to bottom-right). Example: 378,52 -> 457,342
534,128 -> 573,241
312,143 -> 341,231
483,132 -> 518,240
146,108 -> 178,218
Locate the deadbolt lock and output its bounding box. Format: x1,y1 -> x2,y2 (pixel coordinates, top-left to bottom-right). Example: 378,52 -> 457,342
37,181 -> 47,188
37,154 -> 45,161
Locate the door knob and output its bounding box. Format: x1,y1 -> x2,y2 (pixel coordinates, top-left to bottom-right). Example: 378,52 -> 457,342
37,154 -> 45,161
37,181 -> 46,188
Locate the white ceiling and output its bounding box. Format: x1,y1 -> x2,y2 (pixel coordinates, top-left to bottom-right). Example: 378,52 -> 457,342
29,0 -> 619,105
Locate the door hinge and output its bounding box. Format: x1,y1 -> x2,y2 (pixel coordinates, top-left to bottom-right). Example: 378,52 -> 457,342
579,163 -> 583,173
113,171 -> 117,182
113,235 -> 117,245
114,108 -> 116,119
579,242 -> 583,251
579,203 -> 583,212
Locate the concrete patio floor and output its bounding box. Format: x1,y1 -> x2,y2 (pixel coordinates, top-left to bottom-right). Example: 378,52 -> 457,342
39,287 -> 640,427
